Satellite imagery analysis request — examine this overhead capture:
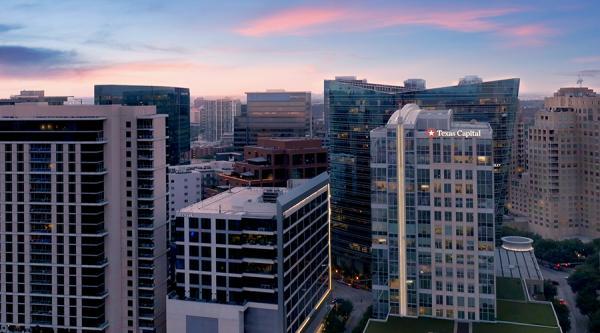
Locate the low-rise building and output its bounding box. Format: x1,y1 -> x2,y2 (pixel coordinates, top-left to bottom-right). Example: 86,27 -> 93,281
219,137 -> 327,188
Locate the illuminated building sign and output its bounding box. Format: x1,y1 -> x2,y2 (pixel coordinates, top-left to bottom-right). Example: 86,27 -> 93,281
426,128 -> 482,138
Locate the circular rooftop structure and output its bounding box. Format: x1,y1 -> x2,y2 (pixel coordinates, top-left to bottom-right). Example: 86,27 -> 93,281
501,236 -> 534,252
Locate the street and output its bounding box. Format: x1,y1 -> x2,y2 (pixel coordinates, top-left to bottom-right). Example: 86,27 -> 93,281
303,280 -> 372,333
540,266 -> 588,333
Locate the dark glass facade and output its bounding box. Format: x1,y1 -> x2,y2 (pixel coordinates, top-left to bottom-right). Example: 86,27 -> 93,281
95,85 -> 190,165
325,78 -> 519,274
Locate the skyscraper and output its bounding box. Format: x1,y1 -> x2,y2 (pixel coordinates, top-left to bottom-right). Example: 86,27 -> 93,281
234,91 -> 311,149
95,84 -> 191,165
0,103 -> 168,333
325,76 -> 518,273
195,98 -> 242,143
167,173 -> 330,333
371,104 -> 495,321
512,87 -> 600,239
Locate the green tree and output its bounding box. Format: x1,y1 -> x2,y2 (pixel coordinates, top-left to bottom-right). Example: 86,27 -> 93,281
544,280 -> 558,300
576,286 -> 600,315
589,309 -> 600,333
552,299 -> 571,332
337,300 -> 354,319
323,309 -> 345,333
568,267 -> 600,293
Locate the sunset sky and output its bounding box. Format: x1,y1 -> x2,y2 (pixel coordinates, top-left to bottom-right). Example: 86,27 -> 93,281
1,0 -> 599,99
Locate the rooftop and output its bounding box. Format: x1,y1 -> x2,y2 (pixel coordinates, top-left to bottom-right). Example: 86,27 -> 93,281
178,186 -> 286,217
495,246 -> 543,281
385,104 -> 492,135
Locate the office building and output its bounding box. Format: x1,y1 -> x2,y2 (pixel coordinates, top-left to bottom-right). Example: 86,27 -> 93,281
513,87 -> 600,239
0,90 -> 69,105
168,161 -> 235,220
95,85 -> 191,165
167,173 -> 330,333
0,103 -> 168,333
195,98 -> 242,143
370,104 -> 495,321
234,91 -> 311,149
219,137 -> 327,188
325,76 -> 518,273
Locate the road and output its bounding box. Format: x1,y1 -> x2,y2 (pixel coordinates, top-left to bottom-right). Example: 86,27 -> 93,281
332,281 -> 372,332
540,266 -> 587,333
303,281 -> 372,333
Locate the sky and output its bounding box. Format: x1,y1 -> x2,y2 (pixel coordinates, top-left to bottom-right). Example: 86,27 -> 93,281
0,0 -> 599,99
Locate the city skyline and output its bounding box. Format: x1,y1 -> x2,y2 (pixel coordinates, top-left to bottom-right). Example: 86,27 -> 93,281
1,0 -> 599,98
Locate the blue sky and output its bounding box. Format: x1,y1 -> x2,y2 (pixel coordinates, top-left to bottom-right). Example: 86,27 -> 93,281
0,0 -> 599,98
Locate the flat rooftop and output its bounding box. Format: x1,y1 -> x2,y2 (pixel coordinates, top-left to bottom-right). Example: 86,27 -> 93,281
177,186 -> 288,217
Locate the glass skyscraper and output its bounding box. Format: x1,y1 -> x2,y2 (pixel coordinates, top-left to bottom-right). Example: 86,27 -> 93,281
325,76 -> 518,274
370,104 -> 496,321
95,85 -> 191,166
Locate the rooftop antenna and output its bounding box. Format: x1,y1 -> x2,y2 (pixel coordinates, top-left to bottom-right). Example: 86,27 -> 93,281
577,75 -> 584,88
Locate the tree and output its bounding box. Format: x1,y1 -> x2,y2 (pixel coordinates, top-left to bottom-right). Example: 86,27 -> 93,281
552,299 -> 571,332
544,280 -> 558,300
323,309 -> 345,333
337,300 -> 354,319
589,309 -> 600,333
576,286 -> 600,315
568,267 -> 600,293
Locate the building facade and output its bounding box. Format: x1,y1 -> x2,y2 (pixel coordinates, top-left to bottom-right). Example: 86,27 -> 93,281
325,76 -> 518,273
94,85 -> 191,166
167,173 -> 330,333
0,103 -> 169,333
0,90 -> 70,105
234,91 -> 311,149
219,137 -> 327,188
514,87 -> 600,239
168,161 -> 235,221
370,105 -> 495,321
195,98 -> 242,143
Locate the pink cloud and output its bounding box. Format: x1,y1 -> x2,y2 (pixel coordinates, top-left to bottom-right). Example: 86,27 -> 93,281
235,5 -> 555,47
235,7 -> 348,37
572,55 -> 600,64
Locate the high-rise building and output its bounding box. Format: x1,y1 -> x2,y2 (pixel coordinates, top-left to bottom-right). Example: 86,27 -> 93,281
0,103 -> 169,333
234,91 -> 311,149
370,104 -> 495,321
167,173 -> 330,333
325,76 -> 518,273
508,101 -> 541,217
219,137 -> 327,188
513,87 -> 600,239
94,84 -> 191,165
0,90 -> 70,105
195,98 -> 242,143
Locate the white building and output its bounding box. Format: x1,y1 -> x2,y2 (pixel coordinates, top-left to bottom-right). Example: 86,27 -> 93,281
196,98 -> 242,143
167,173 -> 330,333
168,161 -> 234,221
370,104 -> 496,321
0,103 -> 168,333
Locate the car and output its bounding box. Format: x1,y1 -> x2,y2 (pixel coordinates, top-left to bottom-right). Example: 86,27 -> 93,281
559,299 -> 567,305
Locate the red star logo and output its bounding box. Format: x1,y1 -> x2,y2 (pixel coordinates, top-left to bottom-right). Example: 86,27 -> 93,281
426,128 -> 436,137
